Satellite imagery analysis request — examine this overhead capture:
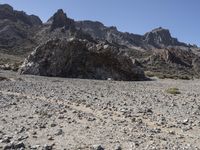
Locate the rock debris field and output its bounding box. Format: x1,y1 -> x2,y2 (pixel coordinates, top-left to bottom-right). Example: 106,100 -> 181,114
0,70 -> 200,150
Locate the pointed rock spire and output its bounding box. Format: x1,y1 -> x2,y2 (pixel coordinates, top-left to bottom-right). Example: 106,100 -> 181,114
48,9 -> 75,31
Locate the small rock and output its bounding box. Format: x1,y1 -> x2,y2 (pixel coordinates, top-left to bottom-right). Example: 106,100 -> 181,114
18,135 -> 29,141
18,127 -> 26,133
58,115 -> 65,119
50,123 -> 57,127
48,136 -> 54,141
15,142 -> 26,149
182,119 -> 189,125
1,137 -> 10,143
131,117 -> 136,122
88,117 -> 96,121
32,131 -> 37,135
168,130 -> 175,135
30,145 -> 40,149
42,144 -> 53,150
55,129 -> 63,136
4,142 -> 25,150
114,144 -> 122,150
92,144 -> 104,150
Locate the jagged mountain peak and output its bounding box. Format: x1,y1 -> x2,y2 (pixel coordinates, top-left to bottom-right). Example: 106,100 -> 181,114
151,27 -> 169,32
0,3 -> 42,26
146,27 -> 172,40
0,4 -> 13,11
143,27 -> 187,48
48,9 -> 75,31
49,9 -> 67,21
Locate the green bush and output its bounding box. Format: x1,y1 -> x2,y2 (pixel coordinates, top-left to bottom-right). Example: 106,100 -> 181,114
166,87 -> 181,95
145,71 -> 155,77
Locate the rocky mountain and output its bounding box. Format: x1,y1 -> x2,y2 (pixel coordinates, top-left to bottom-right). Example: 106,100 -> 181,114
76,22 -> 188,50
76,19 -> 200,79
19,8 -> 145,81
47,9 -> 75,31
19,39 -> 145,81
0,4 -> 200,80
0,4 -> 42,56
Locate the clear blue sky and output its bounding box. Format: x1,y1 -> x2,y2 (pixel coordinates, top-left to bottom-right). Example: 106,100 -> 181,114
1,0 -> 199,46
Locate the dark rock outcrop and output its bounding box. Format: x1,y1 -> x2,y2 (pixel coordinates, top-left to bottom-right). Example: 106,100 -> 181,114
0,4 -> 42,55
143,27 -> 187,48
75,20 -> 144,48
192,58 -> 200,75
0,4 -> 42,26
75,23 -> 189,50
19,39 -> 145,81
48,9 -> 75,31
76,21 -> 200,78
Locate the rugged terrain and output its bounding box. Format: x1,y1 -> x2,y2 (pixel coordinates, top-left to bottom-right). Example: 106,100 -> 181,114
0,70 -> 200,149
0,4 -> 200,79
19,38 -> 145,81
1,3 -> 200,150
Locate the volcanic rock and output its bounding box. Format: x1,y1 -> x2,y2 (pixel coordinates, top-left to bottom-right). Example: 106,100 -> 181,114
19,38 -> 145,81
143,27 -> 187,48
0,4 -> 42,55
0,4 -> 200,79
47,9 -> 75,31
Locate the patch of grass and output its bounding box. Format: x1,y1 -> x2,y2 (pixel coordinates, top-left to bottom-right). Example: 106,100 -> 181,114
166,87 -> 181,95
145,71 -> 155,77
145,71 -> 191,80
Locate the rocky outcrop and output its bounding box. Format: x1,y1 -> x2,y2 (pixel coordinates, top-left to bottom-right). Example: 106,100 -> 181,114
75,23 -> 189,50
75,20 -> 144,48
0,4 -> 42,26
0,4 -> 42,55
143,27 -> 187,48
48,9 -> 75,31
75,21 -> 200,78
192,58 -> 200,75
19,39 -> 145,81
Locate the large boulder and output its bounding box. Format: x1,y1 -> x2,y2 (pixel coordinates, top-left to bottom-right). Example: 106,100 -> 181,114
19,39 -> 146,81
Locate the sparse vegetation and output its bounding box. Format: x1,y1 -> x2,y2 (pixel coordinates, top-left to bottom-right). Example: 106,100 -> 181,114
166,87 -> 181,95
0,53 -> 23,71
145,71 -> 191,80
157,74 -> 191,80
145,71 -> 155,77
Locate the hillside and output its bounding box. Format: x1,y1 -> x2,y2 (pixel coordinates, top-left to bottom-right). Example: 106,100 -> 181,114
0,4 -> 200,79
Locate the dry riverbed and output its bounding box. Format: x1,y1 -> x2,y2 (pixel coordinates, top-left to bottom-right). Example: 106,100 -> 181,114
0,70 -> 200,150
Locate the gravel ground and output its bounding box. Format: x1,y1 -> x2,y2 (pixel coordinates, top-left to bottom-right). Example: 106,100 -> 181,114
0,70 -> 200,150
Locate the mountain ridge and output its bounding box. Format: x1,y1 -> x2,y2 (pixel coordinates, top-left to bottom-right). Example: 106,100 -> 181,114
0,4 -> 200,79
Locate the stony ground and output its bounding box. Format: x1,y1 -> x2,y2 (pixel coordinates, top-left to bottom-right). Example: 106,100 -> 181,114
0,70 -> 200,150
